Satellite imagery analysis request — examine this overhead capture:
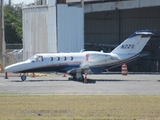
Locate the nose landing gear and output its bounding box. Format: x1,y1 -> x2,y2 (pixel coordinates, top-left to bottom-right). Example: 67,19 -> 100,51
21,74 -> 27,81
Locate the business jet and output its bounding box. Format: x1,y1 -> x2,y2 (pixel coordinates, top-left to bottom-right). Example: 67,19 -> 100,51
5,30 -> 154,81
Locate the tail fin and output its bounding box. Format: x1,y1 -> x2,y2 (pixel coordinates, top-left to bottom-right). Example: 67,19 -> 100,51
111,30 -> 155,54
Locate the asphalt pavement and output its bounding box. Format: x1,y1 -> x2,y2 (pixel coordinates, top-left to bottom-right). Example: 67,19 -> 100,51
0,72 -> 160,95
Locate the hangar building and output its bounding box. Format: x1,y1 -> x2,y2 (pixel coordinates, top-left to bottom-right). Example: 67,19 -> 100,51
22,0 -> 160,72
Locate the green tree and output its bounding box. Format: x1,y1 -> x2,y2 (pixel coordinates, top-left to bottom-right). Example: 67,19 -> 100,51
4,3 -> 24,43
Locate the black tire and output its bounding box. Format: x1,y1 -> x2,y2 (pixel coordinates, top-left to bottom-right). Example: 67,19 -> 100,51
68,76 -> 77,80
21,75 -> 27,81
77,77 -> 84,82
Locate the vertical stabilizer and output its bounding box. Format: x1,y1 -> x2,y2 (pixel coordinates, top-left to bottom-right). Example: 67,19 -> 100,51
111,30 -> 154,54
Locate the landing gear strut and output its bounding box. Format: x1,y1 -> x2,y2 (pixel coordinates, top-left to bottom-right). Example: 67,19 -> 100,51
76,72 -> 84,81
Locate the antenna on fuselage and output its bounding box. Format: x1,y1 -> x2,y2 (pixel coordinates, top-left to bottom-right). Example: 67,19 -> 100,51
80,49 -> 85,53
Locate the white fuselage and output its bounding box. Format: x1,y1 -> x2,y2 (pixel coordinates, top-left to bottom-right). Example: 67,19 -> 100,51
4,51 -> 137,74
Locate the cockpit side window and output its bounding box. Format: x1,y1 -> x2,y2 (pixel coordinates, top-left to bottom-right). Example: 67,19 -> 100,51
29,56 -> 35,61
37,56 -> 43,62
30,55 -> 43,62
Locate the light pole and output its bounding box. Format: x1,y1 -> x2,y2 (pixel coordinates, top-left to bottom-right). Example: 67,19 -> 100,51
81,0 -> 84,8
0,0 -> 6,70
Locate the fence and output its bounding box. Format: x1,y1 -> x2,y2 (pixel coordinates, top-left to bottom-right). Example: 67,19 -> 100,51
0,51 -> 39,70
1,51 -> 57,70
5,52 -> 23,66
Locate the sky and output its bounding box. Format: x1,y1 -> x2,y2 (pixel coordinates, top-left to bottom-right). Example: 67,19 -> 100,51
4,0 -> 34,4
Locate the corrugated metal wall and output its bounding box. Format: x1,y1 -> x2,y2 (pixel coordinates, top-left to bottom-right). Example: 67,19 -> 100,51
85,6 -> 160,44
120,7 -> 160,40
57,4 -> 84,52
85,11 -> 119,45
85,6 -> 160,71
47,5 -> 57,53
23,6 -> 49,60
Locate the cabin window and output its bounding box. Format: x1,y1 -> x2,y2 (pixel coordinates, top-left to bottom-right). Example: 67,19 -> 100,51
70,56 -> 73,60
50,57 -> 53,61
64,56 -> 66,61
57,57 -> 60,61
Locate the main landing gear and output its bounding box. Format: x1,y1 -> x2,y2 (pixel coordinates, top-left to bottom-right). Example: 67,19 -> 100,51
69,76 -> 84,82
69,72 -> 87,83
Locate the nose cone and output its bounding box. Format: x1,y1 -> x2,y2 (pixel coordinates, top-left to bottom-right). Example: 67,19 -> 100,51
4,66 -> 10,72
5,64 -> 19,72
5,61 -> 30,73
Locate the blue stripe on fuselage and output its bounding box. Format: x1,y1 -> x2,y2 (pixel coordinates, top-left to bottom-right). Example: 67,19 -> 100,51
17,62 -> 81,73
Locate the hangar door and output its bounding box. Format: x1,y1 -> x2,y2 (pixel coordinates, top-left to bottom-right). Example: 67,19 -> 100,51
84,6 -> 160,72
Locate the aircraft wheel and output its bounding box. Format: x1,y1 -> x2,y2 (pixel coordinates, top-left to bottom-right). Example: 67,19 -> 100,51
68,76 -> 77,80
73,76 -> 77,80
68,77 -> 73,80
21,75 -> 27,81
77,77 -> 84,81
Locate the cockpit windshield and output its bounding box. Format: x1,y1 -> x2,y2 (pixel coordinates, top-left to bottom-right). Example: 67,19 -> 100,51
29,55 -> 43,62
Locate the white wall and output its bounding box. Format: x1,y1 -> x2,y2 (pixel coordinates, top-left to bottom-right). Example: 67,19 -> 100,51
57,4 -> 84,52
47,5 -> 57,53
23,4 -> 84,60
23,6 -> 48,60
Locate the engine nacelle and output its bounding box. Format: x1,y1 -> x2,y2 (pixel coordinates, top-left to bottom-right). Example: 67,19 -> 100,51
88,54 -> 111,62
110,53 -> 120,60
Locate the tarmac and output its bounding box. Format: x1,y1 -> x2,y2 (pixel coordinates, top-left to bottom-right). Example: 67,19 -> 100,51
0,72 -> 160,95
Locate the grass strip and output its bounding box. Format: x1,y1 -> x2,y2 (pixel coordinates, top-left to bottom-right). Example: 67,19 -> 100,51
0,95 -> 160,120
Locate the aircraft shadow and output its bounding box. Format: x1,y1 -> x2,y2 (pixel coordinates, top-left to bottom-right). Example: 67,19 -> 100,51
68,79 -> 96,84
12,80 -> 69,82
11,79 -> 97,84
93,79 -> 128,81
25,79 -> 127,83
11,79 -> 156,83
